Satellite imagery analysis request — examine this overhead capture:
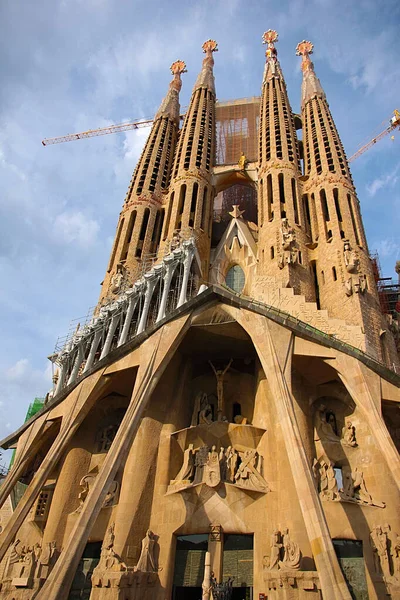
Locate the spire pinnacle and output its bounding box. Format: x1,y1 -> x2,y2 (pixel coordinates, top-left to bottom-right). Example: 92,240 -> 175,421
296,40 -> 325,106
262,29 -> 280,82
193,40 -> 218,94
155,60 -> 187,123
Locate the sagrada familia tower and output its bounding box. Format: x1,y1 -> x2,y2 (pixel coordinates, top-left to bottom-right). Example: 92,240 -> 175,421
0,31 -> 400,600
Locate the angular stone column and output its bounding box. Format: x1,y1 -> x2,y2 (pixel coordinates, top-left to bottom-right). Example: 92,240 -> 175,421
67,344 -> 84,385
99,313 -> 119,360
118,290 -> 140,347
156,256 -> 178,323
35,314 -> 191,600
137,272 -> 159,334
221,306 -> 351,600
83,328 -> 103,373
335,356 -> 400,490
177,242 -> 195,308
0,369 -> 108,564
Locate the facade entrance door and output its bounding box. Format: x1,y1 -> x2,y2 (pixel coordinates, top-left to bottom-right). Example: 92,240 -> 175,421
68,541 -> 102,600
172,534 -> 208,598
333,539 -> 368,600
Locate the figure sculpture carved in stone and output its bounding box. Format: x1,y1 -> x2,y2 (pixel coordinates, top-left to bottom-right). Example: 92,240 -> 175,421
169,444 -> 268,493
315,458 -> 339,501
75,473 -> 119,512
209,359 -> 233,421
343,240 -> 359,273
370,526 -> 390,579
341,421 -> 357,447
92,523 -> 127,587
384,524 -> 400,580
279,218 -> 298,268
191,391 -> 209,426
110,262 -> 126,294
314,404 -> 340,443
204,445 -> 221,487
267,528 -> 301,570
135,530 -> 158,573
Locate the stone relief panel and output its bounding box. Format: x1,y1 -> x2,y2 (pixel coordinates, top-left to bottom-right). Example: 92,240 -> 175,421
313,458 -> 385,508
73,472 -> 119,513
167,421 -> 268,495
370,524 -> 400,592
4,539 -> 59,589
264,528 -> 302,571
92,524 -> 161,591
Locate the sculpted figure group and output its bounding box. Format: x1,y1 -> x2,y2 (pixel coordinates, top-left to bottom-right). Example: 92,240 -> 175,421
6,539 -> 59,587
278,218 -> 298,269
170,444 -> 268,493
264,528 -> 302,571
314,404 -> 357,447
370,524 -> 400,584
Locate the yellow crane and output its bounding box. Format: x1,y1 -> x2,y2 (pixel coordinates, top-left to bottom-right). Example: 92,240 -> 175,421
42,108 -> 400,163
348,109 -> 400,162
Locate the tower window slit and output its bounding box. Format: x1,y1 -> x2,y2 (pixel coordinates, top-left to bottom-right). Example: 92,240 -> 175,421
201,187 -> 208,230
175,184 -> 186,231
120,210 -> 137,261
302,194 -> 311,237
108,218 -> 124,272
291,178 -> 299,225
135,208 -> 150,258
259,179 -> 264,226
189,183 -> 198,227
347,193 -> 360,245
332,266 -> 337,281
333,188 -> 342,222
270,246 -> 274,259
320,189 -> 330,222
267,174 -> 273,221
163,192 -> 174,241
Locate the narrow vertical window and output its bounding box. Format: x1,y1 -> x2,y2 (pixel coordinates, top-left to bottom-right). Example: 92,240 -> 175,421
291,178 -> 299,225
201,187 -> 208,230
120,211 -> 136,261
108,218 -> 124,272
332,266 -> 337,281
163,192 -> 174,241
278,173 -> 285,218
135,208 -> 150,258
267,174 -> 273,221
175,184 -> 186,231
189,183 -> 198,228
302,194 -> 311,237
259,179 -> 264,226
270,246 -> 274,259
347,193 -> 360,245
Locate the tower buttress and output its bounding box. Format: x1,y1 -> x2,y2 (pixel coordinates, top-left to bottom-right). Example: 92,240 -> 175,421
297,41 -> 399,366
159,40 -> 218,277
257,30 -> 314,298
99,60 -> 187,304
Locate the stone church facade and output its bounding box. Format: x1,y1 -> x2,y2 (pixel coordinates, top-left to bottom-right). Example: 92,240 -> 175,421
1,31 -> 400,600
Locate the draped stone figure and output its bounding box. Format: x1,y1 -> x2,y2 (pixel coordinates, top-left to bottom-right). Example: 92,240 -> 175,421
341,421 -> 357,447
203,445 -> 221,487
135,530 -> 157,573
279,528 -> 302,570
174,444 -> 195,483
314,404 -> 340,443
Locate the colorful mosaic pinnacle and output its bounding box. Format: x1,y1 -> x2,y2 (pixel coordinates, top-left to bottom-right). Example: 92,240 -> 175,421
202,39 -> 218,54
170,60 -> 187,76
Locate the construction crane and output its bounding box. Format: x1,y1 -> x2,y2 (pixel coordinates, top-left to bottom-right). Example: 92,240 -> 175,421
41,112 -> 186,146
348,109 -> 400,162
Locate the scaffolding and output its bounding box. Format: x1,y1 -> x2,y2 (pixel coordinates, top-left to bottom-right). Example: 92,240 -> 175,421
370,252 -> 400,317
216,97 -> 260,165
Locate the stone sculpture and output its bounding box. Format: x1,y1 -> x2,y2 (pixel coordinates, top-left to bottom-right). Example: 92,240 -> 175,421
203,445 -> 221,487
279,218 -> 298,268
75,473 -> 119,512
92,523 -> 128,587
267,528 -> 301,570
135,530 -> 157,573
211,572 -> 234,600
370,524 -> 400,585
314,458 -> 339,501
343,240 -> 359,273
169,444 -> 268,493
314,404 -> 340,443
209,359 -> 233,421
341,421 -> 357,447
191,391 -> 209,426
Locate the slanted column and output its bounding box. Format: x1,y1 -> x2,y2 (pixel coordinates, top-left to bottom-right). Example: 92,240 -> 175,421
177,242 -> 195,308
67,344 -> 84,385
136,272 -> 159,334
83,328 -> 103,373
99,311 -> 119,360
223,308 -> 352,599
54,362 -> 67,395
156,256 -> 178,322
118,289 -> 140,347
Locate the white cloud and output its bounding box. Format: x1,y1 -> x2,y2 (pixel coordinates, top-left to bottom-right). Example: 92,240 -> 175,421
374,238 -> 400,259
366,163 -> 400,197
53,211 -> 100,248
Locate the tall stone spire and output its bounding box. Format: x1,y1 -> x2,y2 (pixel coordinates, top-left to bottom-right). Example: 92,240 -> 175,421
99,61 -> 186,304
160,40 -> 218,271
296,40 -> 325,108
258,30 -> 313,298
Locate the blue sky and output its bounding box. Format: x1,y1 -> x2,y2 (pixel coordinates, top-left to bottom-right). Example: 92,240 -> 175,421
0,0 -> 399,461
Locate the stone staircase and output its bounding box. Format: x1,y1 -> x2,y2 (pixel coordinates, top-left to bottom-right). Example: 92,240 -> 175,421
252,275 -> 365,351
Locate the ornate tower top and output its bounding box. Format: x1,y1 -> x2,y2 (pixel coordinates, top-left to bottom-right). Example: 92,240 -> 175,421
296,40 -> 325,107
154,60 -> 187,122
262,29 -> 280,83
193,40 -> 218,94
